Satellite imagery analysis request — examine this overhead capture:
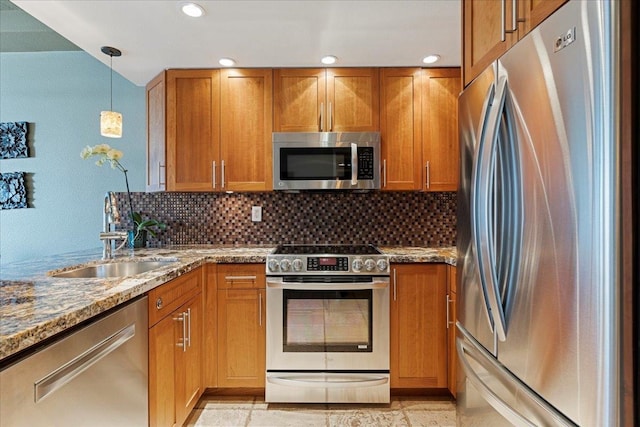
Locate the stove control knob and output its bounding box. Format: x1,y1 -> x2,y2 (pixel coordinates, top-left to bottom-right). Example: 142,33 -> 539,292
376,259 -> 388,272
279,259 -> 292,272
352,258 -> 363,272
267,259 -> 280,272
364,259 -> 376,272
292,259 -> 304,272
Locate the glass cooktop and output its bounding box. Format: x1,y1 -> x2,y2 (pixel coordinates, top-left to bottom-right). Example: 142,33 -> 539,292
273,244 -> 382,256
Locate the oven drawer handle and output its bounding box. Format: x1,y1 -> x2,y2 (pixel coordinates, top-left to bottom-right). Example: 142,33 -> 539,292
266,278 -> 389,291
267,375 -> 388,389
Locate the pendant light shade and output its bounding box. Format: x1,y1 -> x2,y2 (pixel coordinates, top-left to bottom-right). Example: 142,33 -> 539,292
100,46 -> 122,138
100,111 -> 123,138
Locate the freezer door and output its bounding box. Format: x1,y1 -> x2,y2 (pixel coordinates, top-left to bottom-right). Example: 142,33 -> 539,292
495,1 -> 619,426
457,63 -> 498,356
456,325 -> 576,427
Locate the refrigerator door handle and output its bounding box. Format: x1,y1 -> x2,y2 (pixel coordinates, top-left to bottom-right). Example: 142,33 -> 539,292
469,81 -> 498,332
474,75 -> 509,342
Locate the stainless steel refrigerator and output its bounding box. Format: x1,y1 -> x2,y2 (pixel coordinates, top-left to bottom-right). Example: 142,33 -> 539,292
457,1 -> 620,426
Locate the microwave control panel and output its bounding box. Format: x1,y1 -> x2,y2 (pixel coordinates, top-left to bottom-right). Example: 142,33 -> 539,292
357,147 -> 375,179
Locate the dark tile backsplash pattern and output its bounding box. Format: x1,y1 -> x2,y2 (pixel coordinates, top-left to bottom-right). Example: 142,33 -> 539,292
116,191 -> 456,248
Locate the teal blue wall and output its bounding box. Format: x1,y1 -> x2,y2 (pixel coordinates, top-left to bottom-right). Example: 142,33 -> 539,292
0,51 -> 146,265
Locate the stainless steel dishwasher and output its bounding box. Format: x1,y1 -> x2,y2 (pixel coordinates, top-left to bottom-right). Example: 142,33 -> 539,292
0,296 -> 148,426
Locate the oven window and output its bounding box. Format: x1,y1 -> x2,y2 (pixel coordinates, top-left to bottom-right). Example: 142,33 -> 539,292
283,289 -> 372,352
279,147 -> 352,180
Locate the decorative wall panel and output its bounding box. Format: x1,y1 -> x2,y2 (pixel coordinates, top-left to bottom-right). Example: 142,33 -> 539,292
0,122 -> 28,159
0,172 -> 27,209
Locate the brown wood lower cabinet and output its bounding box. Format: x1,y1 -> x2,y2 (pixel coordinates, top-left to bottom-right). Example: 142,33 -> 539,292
447,265 -> 457,397
390,263 -> 448,389
216,264 -> 266,388
148,268 -> 203,427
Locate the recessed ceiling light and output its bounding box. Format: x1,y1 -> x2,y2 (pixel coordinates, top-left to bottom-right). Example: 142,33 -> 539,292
321,55 -> 337,65
180,2 -> 205,18
219,58 -> 236,67
422,54 -> 441,64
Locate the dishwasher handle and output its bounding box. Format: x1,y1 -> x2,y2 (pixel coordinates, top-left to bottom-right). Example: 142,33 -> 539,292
34,323 -> 136,403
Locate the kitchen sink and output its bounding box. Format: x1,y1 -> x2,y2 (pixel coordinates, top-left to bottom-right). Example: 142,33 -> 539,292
50,260 -> 176,279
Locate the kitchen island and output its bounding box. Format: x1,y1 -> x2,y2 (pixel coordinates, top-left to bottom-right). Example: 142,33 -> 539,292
0,245 -> 455,362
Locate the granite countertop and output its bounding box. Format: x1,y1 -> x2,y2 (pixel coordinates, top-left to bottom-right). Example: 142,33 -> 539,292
0,245 -> 456,363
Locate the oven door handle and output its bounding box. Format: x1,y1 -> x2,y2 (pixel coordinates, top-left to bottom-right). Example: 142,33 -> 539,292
266,277 -> 389,291
267,374 -> 388,389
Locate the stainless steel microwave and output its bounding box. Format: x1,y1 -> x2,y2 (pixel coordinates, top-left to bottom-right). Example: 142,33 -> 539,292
273,132 -> 381,191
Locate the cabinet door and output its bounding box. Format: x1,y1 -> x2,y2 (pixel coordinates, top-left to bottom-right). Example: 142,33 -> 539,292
217,288 -> 266,387
220,69 -> 273,191
390,264 -> 448,388
146,71 -> 166,192
463,0 -> 516,86
422,68 -> 461,192
274,68 -> 326,132
174,295 -> 203,426
380,68 -> 423,190
447,266 -> 457,397
521,0 -> 567,34
166,69 -> 220,191
326,68 -> 380,131
149,315 -> 176,427
203,264 -> 218,387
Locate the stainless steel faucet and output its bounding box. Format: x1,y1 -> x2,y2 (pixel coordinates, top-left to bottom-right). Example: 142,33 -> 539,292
99,191 -> 129,259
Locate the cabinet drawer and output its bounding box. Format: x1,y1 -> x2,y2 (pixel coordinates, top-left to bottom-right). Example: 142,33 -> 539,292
217,264 -> 265,289
148,268 -> 202,327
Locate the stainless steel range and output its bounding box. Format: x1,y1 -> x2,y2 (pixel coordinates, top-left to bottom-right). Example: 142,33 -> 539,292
265,244 -> 390,403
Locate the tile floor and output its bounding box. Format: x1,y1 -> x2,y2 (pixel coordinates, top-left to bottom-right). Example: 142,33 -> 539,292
184,395 -> 456,427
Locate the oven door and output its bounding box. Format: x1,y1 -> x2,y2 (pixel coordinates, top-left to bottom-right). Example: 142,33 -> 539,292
266,276 -> 389,371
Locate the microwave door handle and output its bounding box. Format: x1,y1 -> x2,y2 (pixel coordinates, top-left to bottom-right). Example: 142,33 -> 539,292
351,143 -> 358,185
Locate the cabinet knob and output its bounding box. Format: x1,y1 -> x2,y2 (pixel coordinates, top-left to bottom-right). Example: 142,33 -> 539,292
156,297 -> 163,310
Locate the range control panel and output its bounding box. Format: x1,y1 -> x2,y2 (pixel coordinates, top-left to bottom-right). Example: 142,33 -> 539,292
266,254 -> 389,276
307,257 -> 350,272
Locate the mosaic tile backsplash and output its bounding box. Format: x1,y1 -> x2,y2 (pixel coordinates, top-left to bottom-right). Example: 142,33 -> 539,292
116,191 -> 456,247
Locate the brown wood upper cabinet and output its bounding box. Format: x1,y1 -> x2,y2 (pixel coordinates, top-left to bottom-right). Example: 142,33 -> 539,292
422,68 -> 461,192
146,71 -> 166,192
379,68 -> 423,190
146,68 -> 272,192
274,68 -> 379,132
463,0 -> 567,87
220,69 -> 273,191
380,67 -> 460,191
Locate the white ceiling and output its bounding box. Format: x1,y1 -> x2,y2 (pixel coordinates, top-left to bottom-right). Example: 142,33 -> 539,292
11,0 -> 461,87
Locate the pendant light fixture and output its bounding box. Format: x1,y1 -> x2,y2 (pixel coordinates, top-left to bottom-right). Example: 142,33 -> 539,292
100,46 -> 122,138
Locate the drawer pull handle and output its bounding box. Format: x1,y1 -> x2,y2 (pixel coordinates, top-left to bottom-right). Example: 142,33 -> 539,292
155,297 -> 163,310
225,275 -> 257,281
